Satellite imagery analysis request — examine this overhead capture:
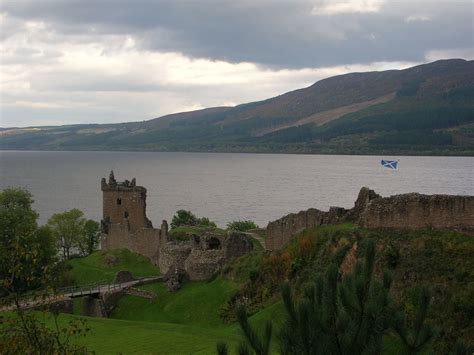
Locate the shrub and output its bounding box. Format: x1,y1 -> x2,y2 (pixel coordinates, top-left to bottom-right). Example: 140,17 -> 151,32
226,220 -> 258,232
170,210 -> 216,229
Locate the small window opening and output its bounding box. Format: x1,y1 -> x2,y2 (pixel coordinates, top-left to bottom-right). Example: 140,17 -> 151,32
117,198 -> 122,205
207,237 -> 221,250
124,211 -> 129,219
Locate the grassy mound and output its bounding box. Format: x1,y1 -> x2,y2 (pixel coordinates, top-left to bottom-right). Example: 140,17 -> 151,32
67,249 -> 159,285
111,278 -> 237,327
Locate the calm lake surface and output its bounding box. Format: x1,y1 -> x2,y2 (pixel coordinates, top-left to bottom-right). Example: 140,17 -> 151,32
1,151 -> 473,227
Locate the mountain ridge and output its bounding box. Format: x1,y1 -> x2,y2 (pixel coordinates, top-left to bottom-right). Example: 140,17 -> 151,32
1,59 -> 473,155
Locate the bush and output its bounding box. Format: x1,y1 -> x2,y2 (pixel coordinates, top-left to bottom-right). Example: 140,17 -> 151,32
226,220 -> 258,232
170,210 -> 216,229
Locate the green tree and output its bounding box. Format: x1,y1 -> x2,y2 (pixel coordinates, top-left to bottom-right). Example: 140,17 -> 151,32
278,240 -> 393,354
0,187 -> 89,354
171,210 -> 198,229
392,287 -> 436,354
47,209 -> 86,259
170,209 -> 216,229
0,188 -> 56,294
236,305 -> 272,355
227,220 -> 259,232
79,219 -> 101,256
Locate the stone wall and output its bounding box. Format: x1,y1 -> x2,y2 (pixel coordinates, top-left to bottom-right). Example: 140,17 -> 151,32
266,187 -> 474,251
81,296 -> 106,317
265,207 -> 349,251
359,192 -> 474,230
160,231 -> 254,281
102,224 -> 161,265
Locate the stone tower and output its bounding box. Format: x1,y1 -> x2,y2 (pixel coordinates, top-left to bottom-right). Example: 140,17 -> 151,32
101,171 -> 153,233
101,171 -> 162,264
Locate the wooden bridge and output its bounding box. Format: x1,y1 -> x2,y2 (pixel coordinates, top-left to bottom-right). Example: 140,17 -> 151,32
1,276 -> 162,311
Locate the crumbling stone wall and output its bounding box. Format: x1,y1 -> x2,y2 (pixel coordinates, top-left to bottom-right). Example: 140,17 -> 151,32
266,207 -> 349,251
160,231 -> 254,281
359,192 -> 474,230
266,187 -> 474,251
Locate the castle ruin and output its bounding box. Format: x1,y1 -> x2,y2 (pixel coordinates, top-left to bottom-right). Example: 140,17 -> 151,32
101,172 -> 253,282
266,187 -> 474,250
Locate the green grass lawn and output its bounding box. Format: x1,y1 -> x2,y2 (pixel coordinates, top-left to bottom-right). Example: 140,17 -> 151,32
111,278 -> 237,327
40,296 -> 285,354
59,276 -> 284,354
67,249 -> 160,285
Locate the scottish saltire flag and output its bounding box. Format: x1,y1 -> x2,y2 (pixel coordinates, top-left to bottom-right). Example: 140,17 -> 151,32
381,160 -> 398,169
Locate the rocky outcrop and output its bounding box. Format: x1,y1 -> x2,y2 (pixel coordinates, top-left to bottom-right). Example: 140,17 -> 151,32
266,187 -> 474,251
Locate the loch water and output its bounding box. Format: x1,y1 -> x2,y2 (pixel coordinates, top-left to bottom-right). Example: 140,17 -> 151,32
1,151 -> 473,226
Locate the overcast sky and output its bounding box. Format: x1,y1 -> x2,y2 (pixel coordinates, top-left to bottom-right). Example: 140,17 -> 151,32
0,0 -> 472,127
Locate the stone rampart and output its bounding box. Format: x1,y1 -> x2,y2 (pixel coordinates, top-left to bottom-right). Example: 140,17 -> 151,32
360,192 -> 474,230
266,187 -> 474,251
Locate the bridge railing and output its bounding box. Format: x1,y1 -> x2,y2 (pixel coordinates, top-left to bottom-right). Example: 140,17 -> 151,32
58,279 -> 126,297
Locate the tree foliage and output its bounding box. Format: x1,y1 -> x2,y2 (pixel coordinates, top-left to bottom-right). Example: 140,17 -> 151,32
236,305 -> 272,355
0,187 -> 89,354
170,209 -> 216,229
392,287 -> 436,354
0,188 -> 57,294
227,220 -> 259,232
278,240 -> 393,354
80,219 -> 101,256
47,209 -> 100,259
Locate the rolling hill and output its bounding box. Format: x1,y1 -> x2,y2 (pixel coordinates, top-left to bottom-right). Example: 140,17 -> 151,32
1,59 -> 473,155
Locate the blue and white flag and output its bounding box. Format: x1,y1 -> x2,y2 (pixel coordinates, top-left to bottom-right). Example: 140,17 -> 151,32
381,160 -> 398,169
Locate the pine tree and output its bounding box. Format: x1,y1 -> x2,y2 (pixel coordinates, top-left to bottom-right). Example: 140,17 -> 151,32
278,240 -> 393,354
216,342 -> 228,355
392,287 -> 436,354
236,304 -> 272,355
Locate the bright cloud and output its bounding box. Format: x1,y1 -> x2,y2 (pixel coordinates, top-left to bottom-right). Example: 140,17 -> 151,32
311,0 -> 385,15
405,15 -> 432,23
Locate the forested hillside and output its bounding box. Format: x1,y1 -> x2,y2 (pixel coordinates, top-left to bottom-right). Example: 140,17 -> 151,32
1,59 -> 473,155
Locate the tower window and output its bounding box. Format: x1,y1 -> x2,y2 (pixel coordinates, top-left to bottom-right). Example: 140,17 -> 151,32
117,198 -> 122,205
124,211 -> 129,218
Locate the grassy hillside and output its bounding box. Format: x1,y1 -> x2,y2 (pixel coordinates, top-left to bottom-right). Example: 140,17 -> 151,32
111,279 -> 237,326
7,225 -> 469,354
67,249 -> 160,285
219,224 -> 474,353
40,286 -> 286,354
1,59 -> 473,155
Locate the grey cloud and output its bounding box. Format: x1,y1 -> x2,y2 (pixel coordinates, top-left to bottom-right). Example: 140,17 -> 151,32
1,0 -> 472,68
